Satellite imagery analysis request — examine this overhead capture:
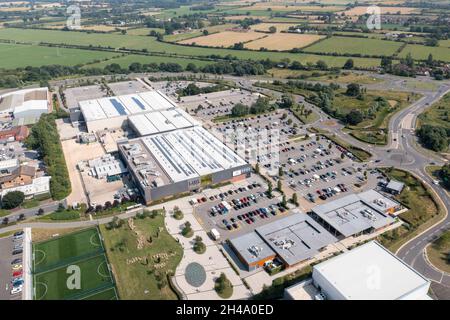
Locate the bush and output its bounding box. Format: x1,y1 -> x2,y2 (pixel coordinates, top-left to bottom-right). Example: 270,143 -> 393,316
2,191 -> 25,209
214,273 -> 233,299
193,236 -> 206,254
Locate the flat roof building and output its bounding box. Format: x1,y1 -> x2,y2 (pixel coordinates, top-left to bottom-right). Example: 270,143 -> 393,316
0,88 -> 50,121
229,213 -> 337,271
229,232 -> 276,271
119,126 -> 251,204
255,213 -> 337,267
78,90 -> 199,133
385,179 -> 405,195
310,190 -> 399,238
309,241 -> 431,300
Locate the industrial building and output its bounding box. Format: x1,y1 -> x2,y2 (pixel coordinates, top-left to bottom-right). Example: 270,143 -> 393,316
228,232 -> 276,271
229,213 -> 337,271
285,241 -> 432,300
78,90 -> 199,133
310,190 -> 400,238
0,88 -> 50,122
119,126 -> 251,204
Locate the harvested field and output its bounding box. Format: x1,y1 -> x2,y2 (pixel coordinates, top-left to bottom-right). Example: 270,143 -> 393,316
341,6 -> 420,16
251,23 -> 297,32
245,33 -> 324,51
247,4 -> 345,12
179,31 -> 265,47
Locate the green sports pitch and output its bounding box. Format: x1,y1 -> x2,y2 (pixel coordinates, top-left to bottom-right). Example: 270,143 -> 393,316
32,228 -> 118,300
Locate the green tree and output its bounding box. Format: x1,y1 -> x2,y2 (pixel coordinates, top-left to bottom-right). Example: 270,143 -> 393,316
268,26 -> 277,33
231,103 -> 249,117
345,109 -> 364,125
292,193 -> 298,206
346,83 -> 361,97
277,179 -> 282,192
343,58 -> 354,69
1,191 -> 25,209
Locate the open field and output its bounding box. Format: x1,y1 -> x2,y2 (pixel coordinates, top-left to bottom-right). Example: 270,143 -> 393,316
179,30 -> 264,47
245,33 -> 324,50
251,23 -> 297,32
340,6 -> 421,16
100,213 -> 183,300
305,36 -> 404,56
399,44 -> 450,62
0,43 -> 117,69
33,228 -> 103,273
377,168 -> 443,252
241,3 -> 346,12
85,54 -> 213,69
0,28 -> 381,68
417,93 -> 450,130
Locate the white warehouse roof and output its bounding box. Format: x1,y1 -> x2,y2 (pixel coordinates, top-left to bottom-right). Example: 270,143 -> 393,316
312,241 -> 431,300
0,87 -> 49,118
78,90 -> 200,135
138,126 -> 247,183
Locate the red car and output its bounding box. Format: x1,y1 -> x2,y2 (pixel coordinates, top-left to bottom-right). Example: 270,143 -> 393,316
12,270 -> 22,277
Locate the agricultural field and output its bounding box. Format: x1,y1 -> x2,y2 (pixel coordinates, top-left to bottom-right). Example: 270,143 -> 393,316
305,36 -> 404,56
85,54 -> 213,69
399,44 -> 450,62
179,30 -> 264,47
0,28 -> 381,68
0,43 -> 118,69
250,23 -> 297,32
245,33 -> 324,51
340,6 -> 421,16
100,213 -> 183,300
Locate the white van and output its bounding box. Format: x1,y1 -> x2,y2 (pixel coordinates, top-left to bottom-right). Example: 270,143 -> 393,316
210,228 -> 220,241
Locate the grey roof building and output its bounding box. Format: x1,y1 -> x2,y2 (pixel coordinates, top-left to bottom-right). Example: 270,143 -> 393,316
385,180 -> 405,195
310,190 -> 398,238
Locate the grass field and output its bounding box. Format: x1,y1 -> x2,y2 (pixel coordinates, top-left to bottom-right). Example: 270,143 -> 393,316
33,227 -> 117,300
417,93 -> 450,130
377,168 -> 443,252
0,28 -> 381,68
0,43 -> 117,69
85,54 -> 213,69
33,228 -> 104,273
341,6 -> 420,16
100,213 -> 183,300
305,36 -> 403,56
426,230 -> 450,273
180,30 -> 264,47
245,33 -> 325,51
399,44 -> 450,62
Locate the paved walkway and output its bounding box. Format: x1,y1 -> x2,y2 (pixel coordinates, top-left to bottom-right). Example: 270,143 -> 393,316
164,197 -> 252,300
